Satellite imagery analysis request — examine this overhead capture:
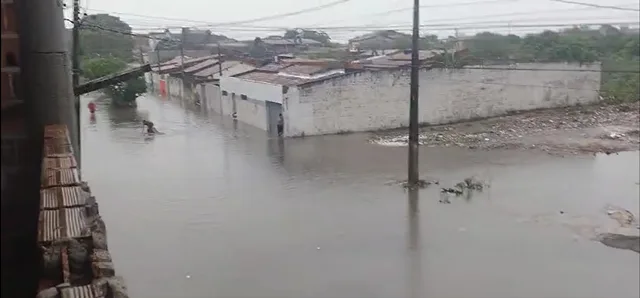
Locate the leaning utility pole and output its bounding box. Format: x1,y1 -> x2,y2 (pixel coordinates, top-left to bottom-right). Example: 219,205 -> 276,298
407,0 -> 420,185
72,0 -> 81,167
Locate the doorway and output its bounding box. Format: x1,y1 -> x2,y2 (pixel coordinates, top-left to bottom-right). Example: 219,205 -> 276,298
265,101 -> 283,137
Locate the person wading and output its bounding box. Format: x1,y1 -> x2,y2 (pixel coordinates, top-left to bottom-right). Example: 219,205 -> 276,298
277,114 -> 284,136
142,120 -> 159,134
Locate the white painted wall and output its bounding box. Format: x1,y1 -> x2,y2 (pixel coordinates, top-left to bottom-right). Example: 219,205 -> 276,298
204,83 -> 221,113
236,97 -> 268,130
167,76 -> 183,98
286,62 -> 602,137
221,76 -> 283,104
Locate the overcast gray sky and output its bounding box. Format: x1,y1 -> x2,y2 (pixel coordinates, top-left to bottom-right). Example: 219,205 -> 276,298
67,0 -> 640,41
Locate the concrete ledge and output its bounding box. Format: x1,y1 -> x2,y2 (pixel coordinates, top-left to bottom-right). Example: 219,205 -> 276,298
36,125 -> 128,298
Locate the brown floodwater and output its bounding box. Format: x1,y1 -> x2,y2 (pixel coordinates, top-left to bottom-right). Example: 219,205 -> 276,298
80,94 -> 639,298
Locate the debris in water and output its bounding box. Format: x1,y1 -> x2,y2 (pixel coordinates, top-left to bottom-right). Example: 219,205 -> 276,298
441,188 -> 463,195
316,247 -> 321,250
186,275 -> 191,279
559,210 -> 565,214
604,205 -> 638,228
402,179 -> 438,190
596,233 -> 640,253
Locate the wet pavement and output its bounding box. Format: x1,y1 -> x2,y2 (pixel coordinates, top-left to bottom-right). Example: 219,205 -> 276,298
80,94 -> 639,298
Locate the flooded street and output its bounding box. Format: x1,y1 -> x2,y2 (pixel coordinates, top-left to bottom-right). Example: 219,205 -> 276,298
80,94 -> 639,298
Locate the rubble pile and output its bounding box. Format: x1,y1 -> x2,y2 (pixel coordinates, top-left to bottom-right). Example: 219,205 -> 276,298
37,125 -> 127,298
372,102 -> 640,155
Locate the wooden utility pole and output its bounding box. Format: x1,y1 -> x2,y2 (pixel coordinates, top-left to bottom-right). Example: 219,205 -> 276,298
72,0 -> 81,166
408,0 -> 420,185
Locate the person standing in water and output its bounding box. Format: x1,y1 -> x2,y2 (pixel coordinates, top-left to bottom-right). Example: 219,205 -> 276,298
277,114 -> 284,137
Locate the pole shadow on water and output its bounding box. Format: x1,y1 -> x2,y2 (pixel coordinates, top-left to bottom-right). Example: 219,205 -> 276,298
407,189 -> 423,298
267,137 -> 286,165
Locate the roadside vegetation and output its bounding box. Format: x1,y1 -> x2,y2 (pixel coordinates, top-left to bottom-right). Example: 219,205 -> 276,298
457,25 -> 640,102
77,14 -> 146,107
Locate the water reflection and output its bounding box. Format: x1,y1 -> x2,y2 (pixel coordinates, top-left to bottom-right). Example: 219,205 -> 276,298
407,189 -> 422,298
267,138 -> 285,165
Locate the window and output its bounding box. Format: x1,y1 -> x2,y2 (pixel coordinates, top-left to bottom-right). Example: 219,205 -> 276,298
240,94 -> 247,100
222,90 -> 228,96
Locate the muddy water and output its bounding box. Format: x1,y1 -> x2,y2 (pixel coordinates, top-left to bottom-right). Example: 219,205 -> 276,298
80,94 -> 639,298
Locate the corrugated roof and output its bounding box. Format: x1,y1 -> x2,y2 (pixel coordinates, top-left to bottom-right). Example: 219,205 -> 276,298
279,64 -> 329,76
258,63 -> 288,72
194,61 -> 255,79
183,59 -> 219,73
38,207 -> 89,242
40,186 -> 86,210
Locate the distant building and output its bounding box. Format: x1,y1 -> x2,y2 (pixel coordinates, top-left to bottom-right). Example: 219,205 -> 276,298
261,36 -> 323,54
348,30 -> 411,51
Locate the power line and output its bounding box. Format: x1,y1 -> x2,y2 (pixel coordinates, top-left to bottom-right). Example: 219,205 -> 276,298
82,2 -> 638,33
85,0 -> 352,28
549,0 -> 640,12
303,0 -> 521,27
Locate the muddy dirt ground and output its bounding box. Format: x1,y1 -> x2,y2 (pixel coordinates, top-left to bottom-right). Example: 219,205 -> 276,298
372,102 -> 640,156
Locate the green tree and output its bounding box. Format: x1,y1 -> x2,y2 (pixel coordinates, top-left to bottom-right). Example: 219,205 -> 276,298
79,14 -> 134,61
461,26 -> 638,102
82,57 -> 146,107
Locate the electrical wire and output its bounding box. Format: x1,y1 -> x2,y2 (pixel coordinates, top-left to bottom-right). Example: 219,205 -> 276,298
84,2 -> 638,32
549,0 -> 640,12
85,0 -> 352,28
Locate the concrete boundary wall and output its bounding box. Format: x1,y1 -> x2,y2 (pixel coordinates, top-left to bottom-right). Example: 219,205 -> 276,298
286,62 -> 602,136
36,125 -> 127,298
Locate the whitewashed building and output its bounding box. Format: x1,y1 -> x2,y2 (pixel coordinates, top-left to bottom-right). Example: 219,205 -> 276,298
220,61 -> 602,137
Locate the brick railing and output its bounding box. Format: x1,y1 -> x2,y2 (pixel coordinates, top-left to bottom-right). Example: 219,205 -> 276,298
37,125 -> 127,298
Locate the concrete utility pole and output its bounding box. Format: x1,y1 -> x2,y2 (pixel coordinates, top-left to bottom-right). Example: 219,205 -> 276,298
180,28 -> 186,76
180,28 -> 186,98
217,42 -> 223,76
408,0 -> 420,185
19,0 -> 79,159
72,0 -> 81,167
